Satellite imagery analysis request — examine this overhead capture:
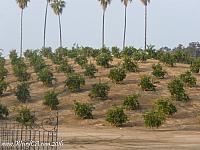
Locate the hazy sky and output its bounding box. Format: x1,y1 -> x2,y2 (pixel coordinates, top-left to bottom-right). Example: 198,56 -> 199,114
0,0 -> 200,56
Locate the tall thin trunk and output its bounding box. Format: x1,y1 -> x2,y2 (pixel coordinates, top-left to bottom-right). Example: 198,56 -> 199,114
43,1 -> 49,48
20,9 -> 23,58
123,6 -> 127,50
102,9 -> 105,48
58,15 -> 62,47
144,5 -> 147,51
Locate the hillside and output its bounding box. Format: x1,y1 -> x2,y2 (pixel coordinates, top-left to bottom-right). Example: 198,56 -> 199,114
1,56 -> 200,130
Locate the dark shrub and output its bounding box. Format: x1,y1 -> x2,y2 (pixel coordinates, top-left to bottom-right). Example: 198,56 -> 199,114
108,67 -> 126,83
38,67 -> 56,87
106,106 -> 128,127
89,83 -> 110,100
0,104 -> 9,119
143,110 -> 166,128
65,74 -> 85,92
16,107 -> 35,127
73,102 -> 94,119
15,82 -> 30,103
153,98 -> 177,116
138,75 -> 156,91
152,63 -> 167,79
84,64 -> 98,78
122,57 -> 138,72
168,77 -> 189,102
96,53 -> 113,68
43,91 -> 59,110
123,94 -> 140,110
180,71 -> 197,87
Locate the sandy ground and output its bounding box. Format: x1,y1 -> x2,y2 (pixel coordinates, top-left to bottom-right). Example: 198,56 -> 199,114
58,126 -> 200,150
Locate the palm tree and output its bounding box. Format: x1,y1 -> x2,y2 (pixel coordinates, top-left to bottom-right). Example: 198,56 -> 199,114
121,0 -> 132,50
16,0 -> 30,57
98,0 -> 112,48
51,0 -> 66,47
43,0 -> 53,48
140,0 -> 150,50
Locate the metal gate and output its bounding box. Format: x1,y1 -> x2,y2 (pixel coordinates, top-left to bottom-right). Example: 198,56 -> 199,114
0,112 -> 60,150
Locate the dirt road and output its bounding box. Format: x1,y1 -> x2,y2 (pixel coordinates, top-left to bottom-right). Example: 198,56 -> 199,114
58,127 -> 200,150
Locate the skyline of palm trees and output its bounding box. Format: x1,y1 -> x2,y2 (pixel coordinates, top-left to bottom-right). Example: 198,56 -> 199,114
51,0 -> 66,48
12,0 -> 153,52
98,0 -> 112,48
140,0 -> 150,50
16,0 -> 30,57
121,0 -> 132,50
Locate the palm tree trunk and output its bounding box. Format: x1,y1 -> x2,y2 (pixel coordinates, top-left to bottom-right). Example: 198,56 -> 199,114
43,1 -> 49,48
58,15 -> 62,47
102,9 -> 105,48
144,5 -> 147,51
123,6 -> 127,50
20,9 -> 23,58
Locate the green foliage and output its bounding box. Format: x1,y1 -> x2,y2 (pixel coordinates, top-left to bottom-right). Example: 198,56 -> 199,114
9,50 -> 18,65
16,107 -> 35,127
100,47 -> 111,54
73,101 -> 94,119
138,75 -> 156,91
28,53 -> 46,73
75,55 -> 88,68
168,77 -> 189,102
111,46 -> 121,58
180,71 -> 197,87
121,46 -> 137,57
15,82 -> 30,103
0,81 -> 8,96
133,51 -> 148,62
24,49 -> 35,58
0,66 -> 8,81
152,63 -> 167,79
96,53 -> 113,68
122,57 -> 138,72
40,47 -> 53,59
146,45 -> 157,59
65,74 -> 85,92
43,91 -> 59,110
106,106 -> 128,127
84,64 -> 98,78
0,56 -> 5,66
89,83 -> 110,100
108,67 -> 126,83
38,67 -> 56,87
56,61 -> 74,75
67,49 -> 78,58
0,104 -> 9,119
55,47 -> 68,58
153,98 -> 177,116
190,59 -> 200,73
173,50 -> 192,64
51,53 -> 64,65
143,110 -> 166,128
90,49 -> 100,58
123,94 -> 140,110
160,53 -> 175,67
13,60 -> 30,82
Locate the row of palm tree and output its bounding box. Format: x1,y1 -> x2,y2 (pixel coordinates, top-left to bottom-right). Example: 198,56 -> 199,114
100,0 -> 150,50
16,0 -> 150,57
16,0 -> 65,57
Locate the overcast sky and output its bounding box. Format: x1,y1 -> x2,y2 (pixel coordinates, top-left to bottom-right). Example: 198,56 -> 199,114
0,0 -> 200,56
